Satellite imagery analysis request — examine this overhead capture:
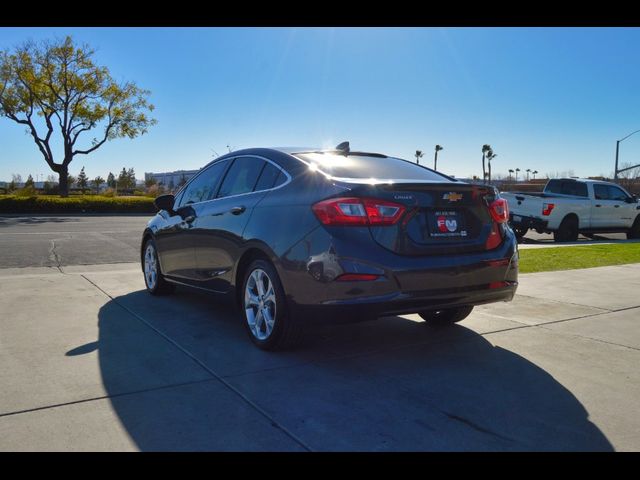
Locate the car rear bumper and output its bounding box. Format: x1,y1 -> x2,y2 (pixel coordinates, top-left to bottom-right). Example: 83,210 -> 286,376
281,227 -> 519,322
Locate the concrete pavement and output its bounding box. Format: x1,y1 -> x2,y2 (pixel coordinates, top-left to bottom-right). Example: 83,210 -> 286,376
1,261 -> 639,451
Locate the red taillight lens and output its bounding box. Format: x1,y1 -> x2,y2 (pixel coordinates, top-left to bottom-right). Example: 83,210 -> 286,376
335,273 -> 380,282
485,221 -> 502,250
488,198 -> 509,224
542,203 -> 555,216
312,197 -> 405,226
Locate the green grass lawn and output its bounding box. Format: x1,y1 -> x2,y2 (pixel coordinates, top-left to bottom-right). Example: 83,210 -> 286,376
519,243 -> 640,273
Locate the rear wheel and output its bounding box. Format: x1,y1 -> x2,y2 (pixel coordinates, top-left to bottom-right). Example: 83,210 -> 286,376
628,216 -> 640,239
418,306 -> 474,326
143,238 -> 175,295
512,226 -> 528,240
554,216 -> 579,242
242,259 -> 304,350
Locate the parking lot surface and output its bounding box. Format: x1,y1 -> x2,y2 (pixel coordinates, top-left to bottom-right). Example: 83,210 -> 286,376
1,216 -> 639,451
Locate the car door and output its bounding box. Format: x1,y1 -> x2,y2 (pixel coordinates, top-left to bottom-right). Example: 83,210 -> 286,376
191,156 -> 287,292
156,159 -> 229,281
591,183 -> 616,228
607,184 -> 636,228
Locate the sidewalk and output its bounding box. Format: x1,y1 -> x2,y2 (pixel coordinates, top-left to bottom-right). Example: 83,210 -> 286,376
1,263 -> 639,451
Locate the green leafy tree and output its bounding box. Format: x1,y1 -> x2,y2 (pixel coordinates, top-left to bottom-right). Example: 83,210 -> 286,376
0,36 -> 156,196
127,168 -> 136,189
24,174 -> 34,187
106,172 -> 116,188
77,166 -> 88,194
117,167 -> 128,190
92,175 -> 104,194
145,176 -> 157,188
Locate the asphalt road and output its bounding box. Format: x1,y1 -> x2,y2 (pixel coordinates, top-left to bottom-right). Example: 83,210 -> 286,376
0,214 -> 631,269
0,215 -> 151,268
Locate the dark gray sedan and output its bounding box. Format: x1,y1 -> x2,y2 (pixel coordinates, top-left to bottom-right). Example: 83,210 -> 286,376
141,143 -> 518,350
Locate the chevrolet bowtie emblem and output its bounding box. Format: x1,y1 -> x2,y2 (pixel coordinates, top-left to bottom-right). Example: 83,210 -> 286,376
443,192 -> 463,202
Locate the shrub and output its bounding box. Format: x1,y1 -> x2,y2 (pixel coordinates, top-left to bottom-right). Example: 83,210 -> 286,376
102,188 -> 116,197
0,195 -> 156,214
14,186 -> 38,197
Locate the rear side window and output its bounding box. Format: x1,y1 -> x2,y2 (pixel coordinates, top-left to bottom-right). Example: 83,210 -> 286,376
217,156 -> 264,198
294,152 -> 450,181
254,162 -> 283,191
546,180 -> 588,197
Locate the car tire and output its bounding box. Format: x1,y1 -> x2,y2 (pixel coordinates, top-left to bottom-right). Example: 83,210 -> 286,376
628,216 -> 640,240
142,238 -> 176,295
512,226 -> 528,240
554,216 -> 579,243
241,259 -> 303,351
418,306 -> 474,325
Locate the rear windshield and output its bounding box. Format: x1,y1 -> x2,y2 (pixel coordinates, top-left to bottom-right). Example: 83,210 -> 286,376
293,152 -> 451,182
545,179 -> 588,197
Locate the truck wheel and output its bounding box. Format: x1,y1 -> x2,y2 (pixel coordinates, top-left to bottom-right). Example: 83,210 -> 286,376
513,226 -> 528,240
554,216 -> 579,243
418,306 -> 474,326
628,216 -> 640,239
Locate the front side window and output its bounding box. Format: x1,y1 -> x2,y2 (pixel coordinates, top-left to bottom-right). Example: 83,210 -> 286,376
178,160 -> 228,207
217,157 -> 264,198
594,184 -> 609,200
608,185 -> 629,202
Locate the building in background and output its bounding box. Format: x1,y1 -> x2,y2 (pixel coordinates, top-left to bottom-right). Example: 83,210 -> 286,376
144,169 -> 200,188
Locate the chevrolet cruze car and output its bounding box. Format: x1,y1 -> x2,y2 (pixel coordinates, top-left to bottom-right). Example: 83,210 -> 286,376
141,143 -> 518,350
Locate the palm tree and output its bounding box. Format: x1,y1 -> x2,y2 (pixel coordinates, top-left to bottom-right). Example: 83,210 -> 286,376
415,150 -> 424,165
526,168 -> 531,181
481,145 -> 492,184
532,170 -> 538,180
486,151 -> 497,184
508,169 -> 514,181
434,145 -> 443,170
515,168 -> 521,182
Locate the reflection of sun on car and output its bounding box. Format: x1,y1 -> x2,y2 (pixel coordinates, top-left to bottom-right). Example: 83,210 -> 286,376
141,142 -> 518,350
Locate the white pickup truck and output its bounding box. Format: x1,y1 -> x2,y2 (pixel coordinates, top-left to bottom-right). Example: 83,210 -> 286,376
501,178 -> 640,242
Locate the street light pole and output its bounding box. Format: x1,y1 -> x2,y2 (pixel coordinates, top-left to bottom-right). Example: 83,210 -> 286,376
614,129 -> 640,180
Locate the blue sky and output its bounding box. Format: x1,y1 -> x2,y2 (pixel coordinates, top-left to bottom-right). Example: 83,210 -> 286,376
1,27 -> 639,182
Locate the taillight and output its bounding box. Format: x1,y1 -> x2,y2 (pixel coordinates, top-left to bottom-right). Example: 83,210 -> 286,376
312,197 -> 405,226
485,222 -> 502,250
488,198 -> 509,224
542,203 -> 555,216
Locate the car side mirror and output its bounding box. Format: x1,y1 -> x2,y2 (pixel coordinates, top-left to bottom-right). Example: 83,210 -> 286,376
626,195 -> 638,203
154,194 -> 175,213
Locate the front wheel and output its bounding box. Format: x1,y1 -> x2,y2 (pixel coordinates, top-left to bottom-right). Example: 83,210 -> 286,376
628,216 -> 640,239
241,259 -> 304,350
142,238 -> 175,295
418,306 -> 474,326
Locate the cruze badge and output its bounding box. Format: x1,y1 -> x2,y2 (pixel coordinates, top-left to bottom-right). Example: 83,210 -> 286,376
443,192 -> 463,202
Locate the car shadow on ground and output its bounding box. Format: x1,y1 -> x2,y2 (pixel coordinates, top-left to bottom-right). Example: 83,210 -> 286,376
83,288 -> 614,451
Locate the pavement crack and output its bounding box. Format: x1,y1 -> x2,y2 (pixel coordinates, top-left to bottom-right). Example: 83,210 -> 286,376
440,411 -> 516,443
48,239 -> 63,273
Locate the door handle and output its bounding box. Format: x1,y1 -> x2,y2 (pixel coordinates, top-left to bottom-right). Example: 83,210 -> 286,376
230,206 -> 246,215
614,205 -> 620,208
595,204 -> 601,207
